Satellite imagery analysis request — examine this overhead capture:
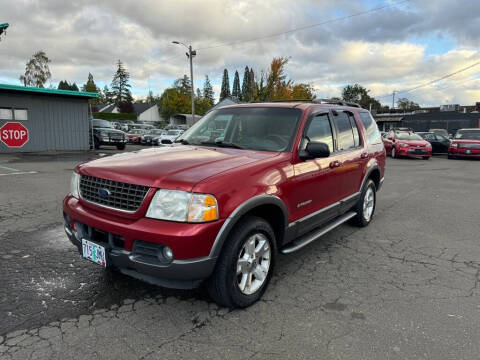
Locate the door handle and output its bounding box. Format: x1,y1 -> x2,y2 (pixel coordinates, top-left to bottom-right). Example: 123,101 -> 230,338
360,152 -> 368,159
329,160 -> 341,168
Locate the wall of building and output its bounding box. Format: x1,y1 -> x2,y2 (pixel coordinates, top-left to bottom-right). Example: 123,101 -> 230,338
0,92 -> 90,153
138,105 -> 162,122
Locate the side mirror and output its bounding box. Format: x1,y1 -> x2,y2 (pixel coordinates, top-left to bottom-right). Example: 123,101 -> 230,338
300,141 -> 330,160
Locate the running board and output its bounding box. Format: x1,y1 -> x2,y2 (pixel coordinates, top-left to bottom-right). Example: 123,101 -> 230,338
280,211 -> 357,254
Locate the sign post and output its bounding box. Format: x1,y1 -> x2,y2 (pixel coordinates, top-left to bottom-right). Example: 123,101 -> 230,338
0,122 -> 29,148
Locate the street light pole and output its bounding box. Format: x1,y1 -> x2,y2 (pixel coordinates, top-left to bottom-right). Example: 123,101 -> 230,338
188,45 -> 195,126
172,41 -> 196,125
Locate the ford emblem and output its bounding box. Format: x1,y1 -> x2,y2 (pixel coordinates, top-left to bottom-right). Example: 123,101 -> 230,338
98,188 -> 111,198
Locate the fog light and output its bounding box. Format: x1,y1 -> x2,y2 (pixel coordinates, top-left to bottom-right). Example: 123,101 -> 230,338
161,246 -> 173,262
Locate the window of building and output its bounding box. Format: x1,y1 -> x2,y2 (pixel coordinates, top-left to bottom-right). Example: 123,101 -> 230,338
14,109 -> 28,121
0,108 -> 12,120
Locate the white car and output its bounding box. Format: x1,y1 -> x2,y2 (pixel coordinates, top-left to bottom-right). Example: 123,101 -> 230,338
157,129 -> 183,145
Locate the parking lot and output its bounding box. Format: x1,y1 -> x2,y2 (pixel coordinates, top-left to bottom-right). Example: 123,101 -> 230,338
1,148 -> 480,359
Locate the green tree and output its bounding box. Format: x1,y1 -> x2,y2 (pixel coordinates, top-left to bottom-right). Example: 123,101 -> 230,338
111,60 -> 133,112
342,83 -> 384,111
103,85 -> 113,103
58,80 -> 79,91
174,75 -> 191,95
397,97 -> 420,111
249,68 -> 255,101
241,66 -> 250,102
203,75 -> 215,106
19,50 -> 51,88
220,69 -> 230,100
196,88 -> 202,99
159,87 -> 190,120
82,73 -> 100,93
232,70 -> 241,101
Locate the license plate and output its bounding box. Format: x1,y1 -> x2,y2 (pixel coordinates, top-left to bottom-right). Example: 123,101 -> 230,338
466,150 -> 472,154
82,239 -> 107,267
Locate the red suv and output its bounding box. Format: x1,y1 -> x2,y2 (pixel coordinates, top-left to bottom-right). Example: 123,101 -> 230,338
448,128 -> 480,159
63,102 -> 385,308
383,130 -> 432,159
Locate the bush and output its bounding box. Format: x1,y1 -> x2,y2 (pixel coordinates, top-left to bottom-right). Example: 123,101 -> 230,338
92,112 -> 137,121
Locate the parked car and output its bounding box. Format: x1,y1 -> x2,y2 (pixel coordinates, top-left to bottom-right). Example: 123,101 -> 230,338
90,119 -> 127,150
448,128 -> 480,159
383,130 -> 432,159
157,129 -> 183,145
416,132 -> 450,154
429,128 -> 449,138
127,129 -> 147,143
141,129 -> 165,145
64,102 -> 385,308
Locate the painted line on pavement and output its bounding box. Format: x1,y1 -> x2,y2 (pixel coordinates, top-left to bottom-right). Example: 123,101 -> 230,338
0,171 -> 38,177
0,164 -> 20,172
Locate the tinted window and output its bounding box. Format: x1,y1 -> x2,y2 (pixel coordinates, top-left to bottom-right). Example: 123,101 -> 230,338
348,114 -> 361,147
305,113 -> 334,152
333,112 -> 355,151
396,132 -> 423,141
359,112 -> 382,144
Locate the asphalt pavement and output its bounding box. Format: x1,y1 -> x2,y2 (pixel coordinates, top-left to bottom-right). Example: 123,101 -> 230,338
1,148 -> 480,359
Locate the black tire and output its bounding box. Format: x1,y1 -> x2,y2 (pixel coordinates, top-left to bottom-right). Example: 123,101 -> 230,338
94,137 -> 100,150
448,154 -> 455,159
391,147 -> 396,158
351,179 -> 376,227
207,216 -> 276,308
116,144 -> 126,150
423,156 -> 429,160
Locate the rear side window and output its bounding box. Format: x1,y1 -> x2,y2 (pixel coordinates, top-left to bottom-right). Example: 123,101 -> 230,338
359,112 -> 382,145
332,112 -> 356,151
348,113 -> 361,147
305,113 -> 334,152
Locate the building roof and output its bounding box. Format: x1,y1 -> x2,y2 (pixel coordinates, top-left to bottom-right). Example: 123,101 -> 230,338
403,111 -> 480,121
0,83 -> 98,98
99,104 -> 116,113
206,98 -> 237,113
133,102 -> 156,116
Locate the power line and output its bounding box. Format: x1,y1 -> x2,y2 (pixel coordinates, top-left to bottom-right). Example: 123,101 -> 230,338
196,0 -> 410,51
375,60 -> 480,100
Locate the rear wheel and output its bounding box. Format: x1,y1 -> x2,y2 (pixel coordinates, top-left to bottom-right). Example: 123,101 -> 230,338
351,179 -> 376,227
448,154 -> 455,159
423,156 -> 429,160
116,144 -> 126,150
207,216 -> 276,308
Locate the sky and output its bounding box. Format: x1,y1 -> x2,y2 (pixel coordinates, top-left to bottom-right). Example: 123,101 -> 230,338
1,0 -> 480,107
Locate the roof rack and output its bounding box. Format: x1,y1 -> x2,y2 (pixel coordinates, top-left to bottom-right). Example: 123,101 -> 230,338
253,99 -> 313,103
312,98 -> 362,108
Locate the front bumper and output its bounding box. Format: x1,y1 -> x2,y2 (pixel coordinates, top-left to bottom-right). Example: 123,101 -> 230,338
397,146 -> 431,158
63,195 -> 223,289
449,148 -> 480,158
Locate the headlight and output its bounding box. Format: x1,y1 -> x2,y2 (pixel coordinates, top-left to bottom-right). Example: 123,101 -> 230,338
70,172 -> 80,199
450,143 -> 458,148
400,143 -> 408,147
100,131 -> 107,137
146,190 -> 218,223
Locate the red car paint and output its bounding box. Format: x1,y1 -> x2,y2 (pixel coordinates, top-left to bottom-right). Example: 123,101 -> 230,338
448,129 -> 480,158
63,103 -> 385,287
383,130 -> 432,159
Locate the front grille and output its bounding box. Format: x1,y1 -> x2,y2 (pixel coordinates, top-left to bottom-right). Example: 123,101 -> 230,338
79,175 -> 149,212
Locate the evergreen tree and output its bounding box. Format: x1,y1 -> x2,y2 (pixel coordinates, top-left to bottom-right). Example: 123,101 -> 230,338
58,80 -> 79,91
203,75 -> 215,106
82,73 -> 99,93
241,66 -> 250,102
71,82 -> 79,91
232,70 -> 241,101
249,68 -> 255,100
110,60 -> 133,108
103,85 -> 113,103
220,69 -> 230,100
174,75 -> 191,95
196,88 -> 202,99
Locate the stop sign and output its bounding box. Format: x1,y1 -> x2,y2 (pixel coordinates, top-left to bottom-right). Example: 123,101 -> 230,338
0,122 -> 29,148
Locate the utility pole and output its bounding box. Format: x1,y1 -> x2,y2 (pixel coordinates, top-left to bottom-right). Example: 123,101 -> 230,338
392,90 -> 395,110
188,45 -> 195,125
172,41 -> 196,125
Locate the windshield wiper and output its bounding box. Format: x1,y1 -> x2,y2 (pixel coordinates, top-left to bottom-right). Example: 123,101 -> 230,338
199,141 -> 244,149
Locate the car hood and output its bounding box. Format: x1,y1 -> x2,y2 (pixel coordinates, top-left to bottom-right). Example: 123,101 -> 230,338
451,139 -> 480,144
95,128 -> 125,135
398,140 -> 429,146
77,146 -> 280,191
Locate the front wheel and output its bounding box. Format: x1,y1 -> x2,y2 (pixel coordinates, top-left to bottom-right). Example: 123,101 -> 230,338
423,156 -> 430,160
351,179 -> 376,227
116,144 -> 126,150
207,216 -> 276,308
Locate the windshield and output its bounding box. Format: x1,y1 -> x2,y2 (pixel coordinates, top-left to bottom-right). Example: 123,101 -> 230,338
396,132 -> 423,141
455,130 -> 480,140
130,129 -> 145,134
167,130 -> 180,135
178,107 -> 302,152
148,129 -> 164,135
92,119 -> 114,129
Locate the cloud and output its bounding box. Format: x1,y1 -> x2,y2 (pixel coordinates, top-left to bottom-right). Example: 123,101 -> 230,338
1,0 -> 480,105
